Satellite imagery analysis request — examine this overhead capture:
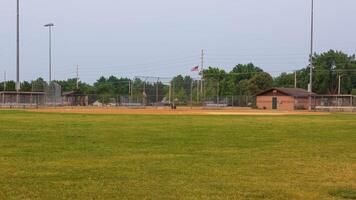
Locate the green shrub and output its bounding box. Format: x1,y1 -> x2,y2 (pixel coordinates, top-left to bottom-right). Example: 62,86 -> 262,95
352,89 -> 356,95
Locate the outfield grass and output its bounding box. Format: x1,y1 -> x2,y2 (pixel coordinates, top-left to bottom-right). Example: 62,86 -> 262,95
0,111 -> 355,200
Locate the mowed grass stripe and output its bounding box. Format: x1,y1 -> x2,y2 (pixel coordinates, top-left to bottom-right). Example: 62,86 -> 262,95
0,111 -> 355,199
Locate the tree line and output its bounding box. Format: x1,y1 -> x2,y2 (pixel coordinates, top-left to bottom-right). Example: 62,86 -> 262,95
1,50 -> 355,102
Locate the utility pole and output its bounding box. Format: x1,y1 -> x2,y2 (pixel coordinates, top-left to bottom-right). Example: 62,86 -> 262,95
217,81 -> 220,106
308,0 -> 314,111
130,80 -> 133,103
200,49 -> 204,103
156,78 -> 159,105
190,79 -> 193,108
338,75 -> 345,95
2,71 -> 6,105
172,81 -> 175,107
196,80 -> 199,102
128,80 -> 131,104
3,71 -> 6,91
143,81 -> 146,105
294,71 -> 297,88
76,64 -> 79,90
169,82 -> 172,104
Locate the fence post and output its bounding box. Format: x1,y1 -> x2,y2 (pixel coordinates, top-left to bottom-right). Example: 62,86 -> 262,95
172,81 -> 175,107
190,79 -> 193,108
350,96 -> 353,107
196,80 -> 199,104
216,81 -> 219,106
128,81 -> 131,105
156,78 -> 159,106
169,82 -> 172,104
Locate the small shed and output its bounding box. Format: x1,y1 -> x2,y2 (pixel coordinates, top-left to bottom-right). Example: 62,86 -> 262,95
256,88 -> 314,110
62,91 -> 88,106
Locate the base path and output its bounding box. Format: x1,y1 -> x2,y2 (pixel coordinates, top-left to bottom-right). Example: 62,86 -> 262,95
25,107 -> 329,116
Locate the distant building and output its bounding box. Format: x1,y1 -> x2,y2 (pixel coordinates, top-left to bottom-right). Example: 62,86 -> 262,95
256,88 -> 314,110
62,91 -> 88,106
92,100 -> 103,107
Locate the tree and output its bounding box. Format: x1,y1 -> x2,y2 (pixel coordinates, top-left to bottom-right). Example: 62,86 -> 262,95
56,79 -> 78,92
294,68 -> 310,90
273,50 -> 356,94
238,80 -> 250,95
231,63 -> 263,83
274,72 -> 294,88
0,81 -> 16,91
20,81 -> 32,92
220,74 -> 235,96
313,50 -> 356,94
203,67 -> 228,98
171,75 -> 187,103
352,89 -> 356,95
78,82 -> 95,95
247,73 -> 273,95
94,76 -> 115,104
31,78 -> 47,92
230,63 -> 265,95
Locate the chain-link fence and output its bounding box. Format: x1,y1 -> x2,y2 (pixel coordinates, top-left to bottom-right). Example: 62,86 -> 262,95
82,76 -> 255,108
314,95 -> 355,107
313,95 -> 356,111
2,77 -> 356,111
0,81 -> 63,108
45,82 -> 63,106
203,96 -> 255,108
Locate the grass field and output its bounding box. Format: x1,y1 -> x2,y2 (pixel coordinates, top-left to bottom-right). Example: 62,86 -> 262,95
0,110 -> 355,199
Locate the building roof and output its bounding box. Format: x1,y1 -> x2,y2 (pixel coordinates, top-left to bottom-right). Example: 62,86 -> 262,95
62,91 -> 87,96
256,88 -> 315,97
0,91 -> 45,95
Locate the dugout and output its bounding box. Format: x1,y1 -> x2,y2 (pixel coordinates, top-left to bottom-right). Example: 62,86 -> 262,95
0,91 -> 46,107
62,91 -> 88,106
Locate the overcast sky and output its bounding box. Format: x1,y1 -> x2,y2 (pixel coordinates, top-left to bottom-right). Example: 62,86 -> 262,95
0,0 -> 355,83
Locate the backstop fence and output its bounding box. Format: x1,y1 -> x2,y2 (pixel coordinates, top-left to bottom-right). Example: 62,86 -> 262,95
82,76 -> 256,108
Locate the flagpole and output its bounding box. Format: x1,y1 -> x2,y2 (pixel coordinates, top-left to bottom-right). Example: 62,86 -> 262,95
190,79 -> 193,108
200,49 -> 204,104
190,66 -> 200,103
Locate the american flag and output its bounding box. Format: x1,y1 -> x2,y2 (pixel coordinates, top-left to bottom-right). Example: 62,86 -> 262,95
191,66 -> 199,72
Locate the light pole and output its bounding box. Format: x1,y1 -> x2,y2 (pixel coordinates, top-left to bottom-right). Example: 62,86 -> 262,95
16,0 -> 20,106
3,71 -> 6,105
16,0 -> 20,92
308,0 -> 314,111
44,23 -> 54,84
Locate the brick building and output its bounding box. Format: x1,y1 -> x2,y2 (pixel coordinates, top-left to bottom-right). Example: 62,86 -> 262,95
256,88 -> 314,110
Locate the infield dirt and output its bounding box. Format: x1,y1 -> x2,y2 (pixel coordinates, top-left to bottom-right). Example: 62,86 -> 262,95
25,107 -> 329,116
